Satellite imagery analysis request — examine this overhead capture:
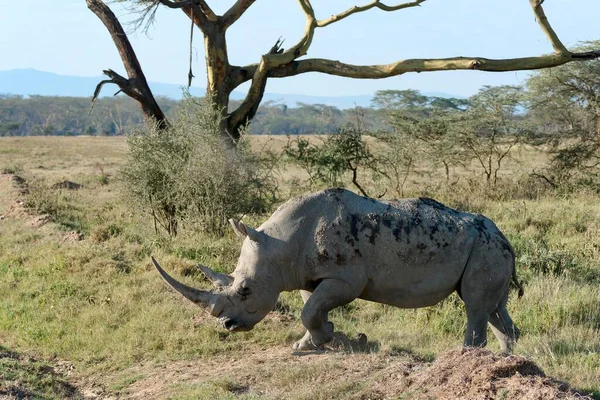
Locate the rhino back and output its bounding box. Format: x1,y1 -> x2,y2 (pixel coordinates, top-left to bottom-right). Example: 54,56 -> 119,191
259,189 -> 512,308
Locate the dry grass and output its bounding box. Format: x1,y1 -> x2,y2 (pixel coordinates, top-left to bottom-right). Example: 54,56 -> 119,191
0,136 -> 598,399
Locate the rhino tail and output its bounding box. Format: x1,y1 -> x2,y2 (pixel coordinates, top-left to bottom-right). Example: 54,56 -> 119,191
499,230 -> 524,299
513,269 -> 524,299
510,252 -> 524,299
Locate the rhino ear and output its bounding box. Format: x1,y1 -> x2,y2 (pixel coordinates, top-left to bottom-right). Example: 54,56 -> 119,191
229,218 -> 247,238
228,219 -> 263,243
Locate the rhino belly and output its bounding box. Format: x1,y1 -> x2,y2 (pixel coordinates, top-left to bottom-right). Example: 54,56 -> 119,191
358,255 -> 467,308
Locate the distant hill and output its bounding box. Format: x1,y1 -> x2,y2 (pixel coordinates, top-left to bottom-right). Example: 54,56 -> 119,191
0,69 -> 460,109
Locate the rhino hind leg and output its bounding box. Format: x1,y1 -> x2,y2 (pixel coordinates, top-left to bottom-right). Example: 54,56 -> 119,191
460,246 -> 513,349
488,293 -> 520,353
464,310 -> 490,348
293,279 -> 364,351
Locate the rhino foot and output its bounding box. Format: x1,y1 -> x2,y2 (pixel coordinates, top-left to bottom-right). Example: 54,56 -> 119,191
292,322 -> 334,351
292,336 -> 319,351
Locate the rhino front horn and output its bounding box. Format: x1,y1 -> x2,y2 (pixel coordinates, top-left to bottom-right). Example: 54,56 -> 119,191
151,256 -> 215,307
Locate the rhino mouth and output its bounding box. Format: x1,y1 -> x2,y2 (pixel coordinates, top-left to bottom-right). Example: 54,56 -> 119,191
220,318 -> 252,332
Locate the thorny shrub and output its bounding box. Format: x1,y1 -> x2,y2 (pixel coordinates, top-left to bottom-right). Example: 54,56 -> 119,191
121,98 -> 278,236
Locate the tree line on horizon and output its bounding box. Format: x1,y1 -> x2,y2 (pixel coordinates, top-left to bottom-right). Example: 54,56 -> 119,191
0,90 -> 465,137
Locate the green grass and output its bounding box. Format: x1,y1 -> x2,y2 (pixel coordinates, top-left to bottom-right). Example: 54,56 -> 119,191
0,136 -> 599,398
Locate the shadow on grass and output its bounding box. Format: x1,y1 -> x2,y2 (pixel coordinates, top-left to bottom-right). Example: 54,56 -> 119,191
292,331 -> 380,356
0,345 -> 83,400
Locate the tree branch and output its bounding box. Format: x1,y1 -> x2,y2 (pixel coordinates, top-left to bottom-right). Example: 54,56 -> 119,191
265,52 -> 600,79
229,0 -> 598,92
87,0 -> 167,128
156,0 -> 192,9
154,0 -> 213,32
157,0 -> 217,21
226,0 -> 318,134
192,0 -> 218,22
529,0 -> 568,55
222,0 -> 257,29
89,79 -> 113,114
227,59 -> 269,135
262,0 -> 317,67
317,0 -> 426,28
231,50 -> 600,93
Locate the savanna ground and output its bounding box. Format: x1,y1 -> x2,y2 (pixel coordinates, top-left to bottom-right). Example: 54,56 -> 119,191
0,136 -> 599,399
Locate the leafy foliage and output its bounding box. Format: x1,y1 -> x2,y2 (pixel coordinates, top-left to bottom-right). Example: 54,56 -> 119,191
121,98 -> 278,236
526,41 -> 600,185
451,85 -> 530,186
284,126 -> 383,197
384,86 -> 528,187
0,95 -> 390,136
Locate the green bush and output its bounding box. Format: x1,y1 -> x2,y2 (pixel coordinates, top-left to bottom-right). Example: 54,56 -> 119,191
284,126 -> 383,197
121,98 -> 278,236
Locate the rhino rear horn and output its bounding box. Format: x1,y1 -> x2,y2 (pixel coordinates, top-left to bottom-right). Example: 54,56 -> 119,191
151,256 -> 215,307
197,264 -> 234,287
229,219 -> 263,243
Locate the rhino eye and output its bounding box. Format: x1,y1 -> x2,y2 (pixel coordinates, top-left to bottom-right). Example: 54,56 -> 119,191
237,287 -> 251,300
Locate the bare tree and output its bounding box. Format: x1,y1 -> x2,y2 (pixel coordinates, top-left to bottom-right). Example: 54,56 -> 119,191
87,0 -> 600,145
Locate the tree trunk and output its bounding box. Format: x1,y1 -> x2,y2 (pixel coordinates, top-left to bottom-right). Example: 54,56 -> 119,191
202,25 -> 264,145
87,0 -> 168,129
201,26 -> 238,144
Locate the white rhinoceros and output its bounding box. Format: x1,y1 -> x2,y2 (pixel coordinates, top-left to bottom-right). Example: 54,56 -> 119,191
152,188 -> 523,352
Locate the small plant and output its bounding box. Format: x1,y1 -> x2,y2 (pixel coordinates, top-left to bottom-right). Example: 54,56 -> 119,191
284,126 -> 384,197
96,163 -> 110,185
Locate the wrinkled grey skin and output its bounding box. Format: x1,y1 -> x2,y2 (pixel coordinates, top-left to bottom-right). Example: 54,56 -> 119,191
152,188 -> 523,352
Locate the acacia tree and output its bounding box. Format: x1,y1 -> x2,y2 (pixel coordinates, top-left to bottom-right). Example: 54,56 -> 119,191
454,85 -> 529,186
87,0 -> 600,145
527,41 -> 600,179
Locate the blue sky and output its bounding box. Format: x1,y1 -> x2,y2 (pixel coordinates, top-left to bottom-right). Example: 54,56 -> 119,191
1,0 -> 598,97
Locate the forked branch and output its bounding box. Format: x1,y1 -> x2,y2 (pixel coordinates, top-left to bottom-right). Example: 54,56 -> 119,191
529,0 -> 568,55
157,0 -> 217,21
87,0 -> 167,128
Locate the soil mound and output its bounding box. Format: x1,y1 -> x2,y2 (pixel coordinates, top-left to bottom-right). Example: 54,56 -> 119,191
401,348 -> 589,400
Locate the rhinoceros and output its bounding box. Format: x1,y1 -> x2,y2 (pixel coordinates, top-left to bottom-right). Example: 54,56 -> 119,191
152,188 -> 523,352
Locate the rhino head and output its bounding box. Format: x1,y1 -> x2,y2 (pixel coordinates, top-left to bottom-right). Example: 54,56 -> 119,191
151,219 -> 281,332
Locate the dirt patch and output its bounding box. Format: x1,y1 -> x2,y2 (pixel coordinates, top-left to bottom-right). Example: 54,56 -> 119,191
0,174 -> 27,218
114,343 -> 591,400
52,180 -> 84,190
63,230 -> 85,242
0,174 -> 65,230
27,213 -> 52,228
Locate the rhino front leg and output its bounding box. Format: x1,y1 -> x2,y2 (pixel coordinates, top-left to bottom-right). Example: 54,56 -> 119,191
293,279 -> 363,351
294,290 -> 316,349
